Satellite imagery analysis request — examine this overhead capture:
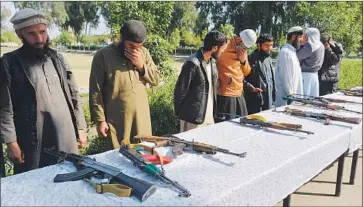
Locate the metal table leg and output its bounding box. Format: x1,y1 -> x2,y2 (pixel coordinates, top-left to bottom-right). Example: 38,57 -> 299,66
335,153 -> 346,196
283,195 -> 291,207
349,150 -> 359,185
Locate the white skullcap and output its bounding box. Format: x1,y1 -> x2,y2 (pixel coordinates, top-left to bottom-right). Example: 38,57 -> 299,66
239,29 -> 257,48
10,8 -> 49,30
288,26 -> 303,34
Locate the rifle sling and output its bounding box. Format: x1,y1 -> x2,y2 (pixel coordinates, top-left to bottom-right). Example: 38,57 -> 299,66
84,178 -> 132,197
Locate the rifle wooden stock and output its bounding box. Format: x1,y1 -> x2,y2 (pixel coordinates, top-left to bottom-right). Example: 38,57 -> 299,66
271,122 -> 302,129
330,115 -> 362,124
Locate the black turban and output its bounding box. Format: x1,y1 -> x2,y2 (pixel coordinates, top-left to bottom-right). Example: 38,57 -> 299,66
120,20 -> 147,43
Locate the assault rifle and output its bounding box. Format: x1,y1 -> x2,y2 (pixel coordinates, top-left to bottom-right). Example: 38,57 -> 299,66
293,94 -> 362,104
273,107 -> 362,125
283,96 -> 362,114
119,146 -> 191,197
44,148 -> 157,202
337,89 -> 363,97
133,135 -> 247,158
239,116 -> 314,134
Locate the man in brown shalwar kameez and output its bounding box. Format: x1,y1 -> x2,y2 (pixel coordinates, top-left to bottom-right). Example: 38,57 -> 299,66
89,20 -> 160,149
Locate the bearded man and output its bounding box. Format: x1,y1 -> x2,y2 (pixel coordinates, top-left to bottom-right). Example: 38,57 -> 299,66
174,30 -> 227,132
275,26 -> 304,107
0,8 -> 87,175
89,20 -> 160,148
244,34 -> 277,114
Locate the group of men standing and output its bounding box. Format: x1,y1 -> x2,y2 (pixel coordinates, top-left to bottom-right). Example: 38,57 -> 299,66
174,25 -> 343,132
0,8 -> 343,176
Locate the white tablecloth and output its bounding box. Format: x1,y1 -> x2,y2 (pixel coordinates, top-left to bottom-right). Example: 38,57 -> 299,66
1,93 -> 362,206
323,92 -> 362,152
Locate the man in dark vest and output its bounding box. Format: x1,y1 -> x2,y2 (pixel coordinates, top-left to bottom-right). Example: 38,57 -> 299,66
244,34 -> 276,114
0,8 -> 87,175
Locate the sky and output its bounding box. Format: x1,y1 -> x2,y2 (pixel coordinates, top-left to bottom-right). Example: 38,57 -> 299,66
1,1 -> 110,39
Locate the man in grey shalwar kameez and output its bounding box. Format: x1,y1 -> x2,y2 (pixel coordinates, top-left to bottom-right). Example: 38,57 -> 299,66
0,8 -> 86,175
297,28 -> 325,97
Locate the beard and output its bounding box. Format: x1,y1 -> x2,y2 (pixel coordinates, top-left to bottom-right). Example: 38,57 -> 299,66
292,38 -> 300,49
21,37 -> 51,64
259,49 -> 271,57
118,40 -> 127,59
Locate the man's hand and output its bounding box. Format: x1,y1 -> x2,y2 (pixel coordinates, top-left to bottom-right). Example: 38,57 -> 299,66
236,46 -> 248,63
77,129 -> 87,148
252,87 -> 263,93
124,48 -> 144,71
97,121 -> 109,138
6,142 -> 24,164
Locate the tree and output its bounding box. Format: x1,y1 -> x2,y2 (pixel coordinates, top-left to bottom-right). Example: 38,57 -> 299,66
63,2 -> 85,43
82,2 -> 100,35
108,1 -> 174,39
169,29 -> 181,51
1,5 -> 11,31
168,2 -> 197,37
53,31 -> 74,45
219,24 -> 235,39
296,1 -> 363,54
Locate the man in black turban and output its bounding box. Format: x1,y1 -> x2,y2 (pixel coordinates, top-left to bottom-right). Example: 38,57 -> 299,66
89,20 -> 160,149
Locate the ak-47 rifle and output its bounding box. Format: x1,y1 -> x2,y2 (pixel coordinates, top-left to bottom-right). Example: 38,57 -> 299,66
44,148 -> 157,202
273,107 -> 362,125
293,94 -> 362,104
283,96 -> 362,114
238,114 -> 314,134
133,135 -> 247,158
119,146 -> 191,197
337,89 -> 363,97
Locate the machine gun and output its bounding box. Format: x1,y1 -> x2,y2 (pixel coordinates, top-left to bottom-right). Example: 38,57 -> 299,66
293,94 -> 362,104
283,96 -> 362,114
133,135 -> 247,158
44,148 -> 157,202
119,146 -> 191,197
238,114 -> 314,134
273,107 -> 362,125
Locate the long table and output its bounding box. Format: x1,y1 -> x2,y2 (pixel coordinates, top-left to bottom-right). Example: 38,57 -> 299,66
1,92 -> 361,206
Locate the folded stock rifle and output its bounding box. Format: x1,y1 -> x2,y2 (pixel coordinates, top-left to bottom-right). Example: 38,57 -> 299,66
293,94 -> 362,104
43,148 -> 157,202
273,107 -> 362,125
133,135 -> 247,158
119,146 -> 191,197
238,114 -> 314,135
283,96 -> 362,114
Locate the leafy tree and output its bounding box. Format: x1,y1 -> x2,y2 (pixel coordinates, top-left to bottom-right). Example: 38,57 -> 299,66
1,5 -> 11,31
53,31 -> 74,45
0,31 -> 21,44
219,24 -> 235,39
169,28 -> 181,51
296,1 -> 362,54
107,1 -> 174,39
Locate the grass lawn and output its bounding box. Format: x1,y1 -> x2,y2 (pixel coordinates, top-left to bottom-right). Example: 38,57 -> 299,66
338,59 -> 362,89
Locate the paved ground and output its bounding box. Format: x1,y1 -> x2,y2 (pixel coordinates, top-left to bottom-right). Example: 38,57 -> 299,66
275,149 -> 362,206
